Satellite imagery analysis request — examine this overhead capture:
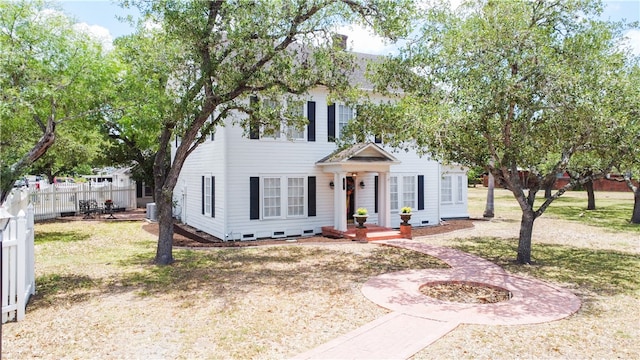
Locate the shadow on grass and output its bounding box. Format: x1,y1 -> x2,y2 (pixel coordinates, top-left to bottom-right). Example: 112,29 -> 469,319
544,199 -> 639,233
451,237 -> 640,297
29,245 -> 448,310
31,273 -> 102,308
35,231 -> 91,244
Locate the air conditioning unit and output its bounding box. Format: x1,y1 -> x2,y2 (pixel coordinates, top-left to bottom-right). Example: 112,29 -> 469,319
146,202 -> 157,221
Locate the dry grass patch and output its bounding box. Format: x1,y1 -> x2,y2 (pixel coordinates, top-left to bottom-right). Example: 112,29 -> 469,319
5,187 -> 639,359
4,221 -> 447,359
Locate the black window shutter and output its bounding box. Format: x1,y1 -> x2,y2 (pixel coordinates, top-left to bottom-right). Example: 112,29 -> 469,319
308,176 -> 316,217
250,177 -> 260,220
136,182 -> 143,198
374,175 -> 379,213
307,101 -> 316,142
211,176 -> 215,217
327,104 -> 335,142
249,96 -> 259,139
418,175 -> 425,210
201,176 -> 205,215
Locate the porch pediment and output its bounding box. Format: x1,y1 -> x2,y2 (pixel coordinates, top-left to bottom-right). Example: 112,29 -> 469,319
316,142 -> 400,173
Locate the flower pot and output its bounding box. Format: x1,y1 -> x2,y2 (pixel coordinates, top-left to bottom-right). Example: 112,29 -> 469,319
400,213 -> 412,226
353,214 -> 368,228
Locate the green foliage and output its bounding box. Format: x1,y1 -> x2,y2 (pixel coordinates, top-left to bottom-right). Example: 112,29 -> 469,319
35,230 -> 91,244
543,196 -> 639,233
0,0 -> 115,199
361,0 -> 639,263
115,0 -> 417,264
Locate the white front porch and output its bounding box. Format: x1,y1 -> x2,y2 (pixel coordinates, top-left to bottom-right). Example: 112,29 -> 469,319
316,143 -> 400,233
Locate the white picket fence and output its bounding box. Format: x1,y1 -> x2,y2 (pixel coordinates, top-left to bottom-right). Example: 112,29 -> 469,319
23,182 -> 137,221
1,205 -> 36,323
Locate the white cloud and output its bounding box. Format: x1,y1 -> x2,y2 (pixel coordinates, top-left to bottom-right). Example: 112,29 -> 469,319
73,22 -> 114,52
337,24 -> 399,55
621,29 -> 640,56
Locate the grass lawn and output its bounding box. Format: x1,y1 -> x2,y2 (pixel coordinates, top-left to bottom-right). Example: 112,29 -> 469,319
2,188 -> 639,359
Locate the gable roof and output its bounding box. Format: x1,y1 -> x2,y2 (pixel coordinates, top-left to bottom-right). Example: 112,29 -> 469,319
316,142 -> 399,165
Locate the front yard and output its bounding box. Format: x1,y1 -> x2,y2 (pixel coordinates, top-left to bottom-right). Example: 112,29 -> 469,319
2,188 -> 639,359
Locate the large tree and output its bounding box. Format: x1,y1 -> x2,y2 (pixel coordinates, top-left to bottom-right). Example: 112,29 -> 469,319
0,0 -> 114,203
122,0 -> 413,265
610,64 -> 640,223
97,31 -> 180,198
353,0 -> 638,264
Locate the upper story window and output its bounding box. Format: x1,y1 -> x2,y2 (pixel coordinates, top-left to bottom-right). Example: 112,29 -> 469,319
256,98 -> 306,141
285,104 -> 305,140
337,104 -> 353,139
262,99 -> 281,139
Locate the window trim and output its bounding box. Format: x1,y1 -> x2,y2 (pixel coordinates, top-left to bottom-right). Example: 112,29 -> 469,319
441,175 -> 453,204
260,100 -> 307,141
456,175 -> 464,204
261,175 -> 307,219
337,104 -> 354,139
390,174 -> 417,212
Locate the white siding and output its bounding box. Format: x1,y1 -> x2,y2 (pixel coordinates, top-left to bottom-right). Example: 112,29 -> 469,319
386,149 -> 442,227
175,87 -> 469,240
440,165 -> 470,219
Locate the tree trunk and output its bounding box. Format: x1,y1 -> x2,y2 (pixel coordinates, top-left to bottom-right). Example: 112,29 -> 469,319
154,189 -> 175,265
483,172 -> 495,218
1,133 -> 56,203
585,179 -> 596,210
517,209 -> 535,264
544,177 -> 555,199
632,188 -> 640,224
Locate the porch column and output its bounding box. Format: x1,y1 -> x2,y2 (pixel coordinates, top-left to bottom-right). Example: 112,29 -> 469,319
378,171 -> 391,228
333,172 -> 348,232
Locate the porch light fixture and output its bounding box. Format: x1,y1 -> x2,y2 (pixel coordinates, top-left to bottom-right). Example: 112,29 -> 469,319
329,181 -> 335,189
359,181 -> 365,189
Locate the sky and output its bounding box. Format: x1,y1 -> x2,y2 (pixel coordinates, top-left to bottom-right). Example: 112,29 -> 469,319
59,0 -> 640,55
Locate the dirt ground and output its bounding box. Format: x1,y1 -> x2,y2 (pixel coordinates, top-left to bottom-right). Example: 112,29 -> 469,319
142,219 -> 476,248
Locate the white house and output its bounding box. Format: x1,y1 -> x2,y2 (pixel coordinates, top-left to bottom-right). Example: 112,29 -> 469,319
172,50 -> 468,241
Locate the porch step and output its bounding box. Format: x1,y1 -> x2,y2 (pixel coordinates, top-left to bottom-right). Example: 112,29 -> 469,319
322,225 -> 406,241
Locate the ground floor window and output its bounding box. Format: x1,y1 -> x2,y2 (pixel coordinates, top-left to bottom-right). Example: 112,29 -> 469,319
287,177 -> 305,216
204,177 -> 212,216
262,176 -> 306,219
442,174 -> 465,204
441,175 -> 452,203
263,177 -> 282,218
457,175 -> 464,203
390,175 -> 416,211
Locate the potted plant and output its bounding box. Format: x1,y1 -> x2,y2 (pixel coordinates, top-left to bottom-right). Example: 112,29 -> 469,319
400,206 -> 412,225
353,207 -> 368,228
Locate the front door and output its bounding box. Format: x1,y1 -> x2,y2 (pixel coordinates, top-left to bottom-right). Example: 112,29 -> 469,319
346,176 -> 355,222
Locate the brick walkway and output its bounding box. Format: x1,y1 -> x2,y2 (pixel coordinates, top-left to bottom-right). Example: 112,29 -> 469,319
293,239 -> 581,360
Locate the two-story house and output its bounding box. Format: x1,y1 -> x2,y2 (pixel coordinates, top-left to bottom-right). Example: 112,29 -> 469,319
171,50 -> 468,241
